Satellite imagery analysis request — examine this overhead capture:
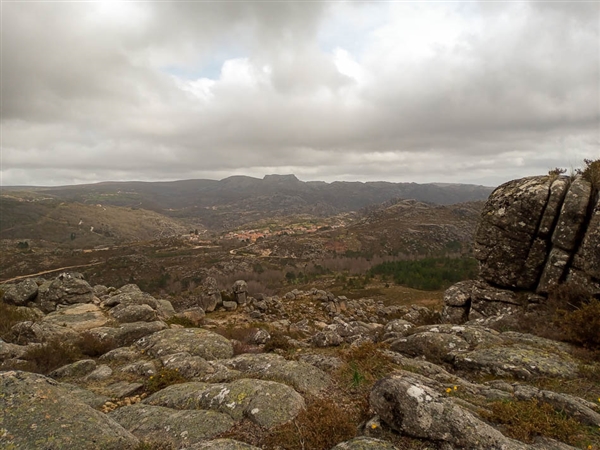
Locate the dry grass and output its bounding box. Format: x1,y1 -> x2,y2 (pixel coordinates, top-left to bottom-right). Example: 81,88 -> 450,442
0,302 -> 36,340
143,368 -> 189,394
336,342 -> 398,394
481,398 -> 596,447
264,396 -> 360,450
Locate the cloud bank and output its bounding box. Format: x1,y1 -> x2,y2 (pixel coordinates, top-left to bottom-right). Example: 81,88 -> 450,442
2,1 -> 599,186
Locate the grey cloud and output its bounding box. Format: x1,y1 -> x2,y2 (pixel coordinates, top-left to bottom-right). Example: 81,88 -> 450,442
1,1 -> 599,187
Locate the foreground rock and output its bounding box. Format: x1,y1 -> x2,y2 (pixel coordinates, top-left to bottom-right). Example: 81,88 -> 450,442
0,371 -> 139,449
109,403 -> 234,448
370,373 -> 531,450
145,378 -> 305,428
136,328 -> 234,360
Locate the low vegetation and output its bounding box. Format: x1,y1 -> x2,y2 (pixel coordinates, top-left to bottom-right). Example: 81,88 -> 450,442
368,256 -> 478,290
144,368 -> 189,394
481,399 -> 590,446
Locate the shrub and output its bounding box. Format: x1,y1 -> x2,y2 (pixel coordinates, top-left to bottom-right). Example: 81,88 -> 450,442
21,337 -> 82,374
77,332 -> 118,357
580,158 -> 600,189
337,342 -> 396,393
481,399 -> 583,445
263,396 -> 359,450
165,316 -> 198,328
144,368 -> 188,394
263,332 -> 292,353
559,299 -> 600,349
0,302 -> 34,340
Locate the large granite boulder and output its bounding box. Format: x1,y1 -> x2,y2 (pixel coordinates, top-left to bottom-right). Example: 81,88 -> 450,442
444,173 -> 599,324
2,279 -> 39,306
40,272 -> 95,309
370,373 -> 531,450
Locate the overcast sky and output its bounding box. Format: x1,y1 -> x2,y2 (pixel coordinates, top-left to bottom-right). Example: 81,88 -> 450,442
1,1 -> 599,187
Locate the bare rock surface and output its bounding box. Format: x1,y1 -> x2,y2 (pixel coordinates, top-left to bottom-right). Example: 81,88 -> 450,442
145,378 -> 305,428
43,303 -> 109,331
109,403 -> 234,448
0,371 -> 139,449
136,328 -> 234,360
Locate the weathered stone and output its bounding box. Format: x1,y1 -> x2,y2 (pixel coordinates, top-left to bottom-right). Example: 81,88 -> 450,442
41,272 -> 94,307
6,320 -> 80,345
145,378 -> 304,428
88,321 -> 167,347
441,305 -> 469,324
312,330 -> 343,347
551,177 -> 592,251
43,303 -> 109,331
381,319 -> 414,341
0,371 -> 139,449
155,299 -> 176,320
223,300 -> 238,311
49,359 -> 96,379
370,373 -> 530,450
222,353 -> 331,396
579,194 -> 600,280
176,307 -> 206,325
104,284 -> 159,310
452,344 -> 578,379
3,279 -> 38,306
160,352 -> 213,378
475,176 -> 553,288
538,177 -> 571,237
233,280 -> 248,305
109,404 -> 234,447
85,364 -> 113,381
537,247 -> 570,294
136,328 -> 233,360
390,332 -> 469,364
103,381 -> 144,398
120,360 -> 158,377
519,238 -> 550,289
110,304 -> 157,323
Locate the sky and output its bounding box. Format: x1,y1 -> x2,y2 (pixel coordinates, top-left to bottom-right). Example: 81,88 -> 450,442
1,1 -> 599,187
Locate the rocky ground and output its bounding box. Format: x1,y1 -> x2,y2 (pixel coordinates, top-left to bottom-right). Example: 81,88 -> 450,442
1,271 -> 599,450
1,170 -> 599,450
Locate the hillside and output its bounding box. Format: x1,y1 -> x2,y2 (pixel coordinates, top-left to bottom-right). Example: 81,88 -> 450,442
3,175 -> 493,230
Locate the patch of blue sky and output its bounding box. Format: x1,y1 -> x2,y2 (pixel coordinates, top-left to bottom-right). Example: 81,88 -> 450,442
161,47 -> 247,81
317,2 -> 390,59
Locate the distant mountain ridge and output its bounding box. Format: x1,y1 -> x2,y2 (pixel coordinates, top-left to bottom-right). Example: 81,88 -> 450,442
3,174 -> 494,230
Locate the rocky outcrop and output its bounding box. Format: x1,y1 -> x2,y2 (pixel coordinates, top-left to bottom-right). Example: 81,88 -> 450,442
443,174 -> 599,323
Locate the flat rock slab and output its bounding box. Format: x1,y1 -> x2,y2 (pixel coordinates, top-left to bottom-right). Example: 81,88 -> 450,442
0,371 -> 139,450
88,321 -> 167,347
109,403 -> 234,448
145,378 -> 305,428
136,328 -> 233,360
103,381 -> 144,398
43,303 -> 109,331
452,344 -> 578,379
222,353 -> 331,395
